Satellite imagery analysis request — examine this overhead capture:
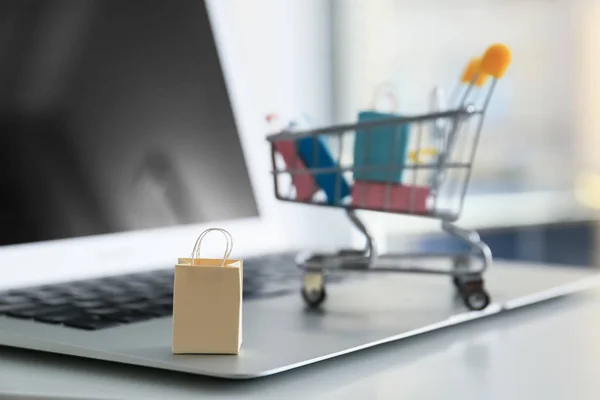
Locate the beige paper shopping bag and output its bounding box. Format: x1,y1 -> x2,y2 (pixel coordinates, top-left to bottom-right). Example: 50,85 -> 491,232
172,228 -> 243,355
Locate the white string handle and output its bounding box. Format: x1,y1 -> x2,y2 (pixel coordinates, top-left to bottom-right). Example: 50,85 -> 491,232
370,82 -> 399,112
190,228 -> 234,267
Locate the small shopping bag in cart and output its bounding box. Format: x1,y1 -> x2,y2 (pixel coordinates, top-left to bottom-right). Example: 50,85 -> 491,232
267,114 -> 318,201
272,140 -> 318,201
351,180 -> 430,214
172,228 -> 243,355
353,84 -> 411,184
294,118 -> 351,205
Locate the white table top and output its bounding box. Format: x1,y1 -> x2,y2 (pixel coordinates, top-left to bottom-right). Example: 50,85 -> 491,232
1,274 -> 600,400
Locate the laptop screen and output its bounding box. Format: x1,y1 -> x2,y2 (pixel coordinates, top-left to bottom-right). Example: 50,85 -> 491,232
0,0 -> 258,246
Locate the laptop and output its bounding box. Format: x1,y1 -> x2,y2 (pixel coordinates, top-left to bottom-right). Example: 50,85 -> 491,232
1,0 -> 599,380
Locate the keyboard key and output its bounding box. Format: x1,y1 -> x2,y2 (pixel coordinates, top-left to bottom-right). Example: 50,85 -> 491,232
72,300 -> 106,309
9,305 -> 81,319
122,302 -> 169,317
107,294 -> 148,305
153,297 -> 173,307
123,290 -> 156,300
87,306 -> 155,322
23,290 -> 61,301
121,302 -> 151,312
64,316 -> 120,331
38,297 -> 70,307
150,305 -> 172,317
7,308 -> 44,319
102,311 -> 153,323
35,309 -> 86,324
94,285 -> 128,296
2,291 -> 34,299
87,307 -> 122,317
0,303 -> 31,314
67,291 -> 99,301
0,295 -> 30,305
97,277 -> 130,287
121,281 -> 153,290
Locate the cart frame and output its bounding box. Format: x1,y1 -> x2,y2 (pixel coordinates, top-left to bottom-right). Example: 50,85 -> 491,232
265,45 -> 511,312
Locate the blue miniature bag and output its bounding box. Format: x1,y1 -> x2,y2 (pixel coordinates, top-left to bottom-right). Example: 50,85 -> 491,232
296,135 -> 350,205
353,85 -> 411,184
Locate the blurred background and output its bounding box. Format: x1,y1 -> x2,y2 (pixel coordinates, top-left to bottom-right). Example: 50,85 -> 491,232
228,0 -> 600,267
1,0 -> 599,269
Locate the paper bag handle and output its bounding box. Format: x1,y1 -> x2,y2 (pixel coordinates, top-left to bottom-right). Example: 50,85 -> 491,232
370,82 -> 399,112
190,228 -> 234,267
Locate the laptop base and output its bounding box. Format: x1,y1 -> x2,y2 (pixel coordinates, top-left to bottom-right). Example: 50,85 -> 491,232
0,261 -> 598,379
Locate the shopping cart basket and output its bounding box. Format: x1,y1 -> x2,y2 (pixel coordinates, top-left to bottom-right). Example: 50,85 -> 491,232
266,44 -> 512,311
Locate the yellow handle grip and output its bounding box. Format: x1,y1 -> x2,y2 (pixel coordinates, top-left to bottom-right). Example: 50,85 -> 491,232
480,44 -> 512,79
461,57 -> 488,87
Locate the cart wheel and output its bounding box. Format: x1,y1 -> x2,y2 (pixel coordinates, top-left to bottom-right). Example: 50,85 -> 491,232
301,272 -> 327,308
452,255 -> 470,288
462,288 -> 490,311
452,276 -> 460,288
301,286 -> 327,308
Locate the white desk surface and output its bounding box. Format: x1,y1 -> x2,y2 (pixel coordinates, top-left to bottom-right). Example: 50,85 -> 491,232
1,269 -> 600,400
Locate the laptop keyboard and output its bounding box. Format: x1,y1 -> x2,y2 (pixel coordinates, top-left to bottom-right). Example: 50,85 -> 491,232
0,253 -> 339,331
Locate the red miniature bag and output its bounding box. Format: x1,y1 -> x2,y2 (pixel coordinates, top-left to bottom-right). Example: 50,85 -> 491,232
273,140 -> 318,201
351,180 -> 430,214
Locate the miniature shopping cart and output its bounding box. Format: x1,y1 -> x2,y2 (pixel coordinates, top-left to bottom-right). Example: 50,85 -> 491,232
266,44 -> 512,312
